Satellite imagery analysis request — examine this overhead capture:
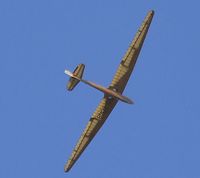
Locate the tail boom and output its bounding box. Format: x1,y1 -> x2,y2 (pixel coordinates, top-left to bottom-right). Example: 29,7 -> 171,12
64,67 -> 133,104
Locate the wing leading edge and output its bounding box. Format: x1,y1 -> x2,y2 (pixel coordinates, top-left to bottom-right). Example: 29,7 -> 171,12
64,10 -> 154,172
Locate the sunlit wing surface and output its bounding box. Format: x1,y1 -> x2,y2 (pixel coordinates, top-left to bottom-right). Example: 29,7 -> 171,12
64,10 -> 154,172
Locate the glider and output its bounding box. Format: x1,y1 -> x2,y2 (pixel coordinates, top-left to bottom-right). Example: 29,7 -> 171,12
64,10 -> 154,172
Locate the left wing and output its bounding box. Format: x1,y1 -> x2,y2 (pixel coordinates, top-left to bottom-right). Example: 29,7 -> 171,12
64,97 -> 118,172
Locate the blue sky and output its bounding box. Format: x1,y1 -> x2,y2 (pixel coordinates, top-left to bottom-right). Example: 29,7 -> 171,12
1,0 -> 200,177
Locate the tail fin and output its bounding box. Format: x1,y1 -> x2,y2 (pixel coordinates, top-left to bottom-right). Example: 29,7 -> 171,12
65,64 -> 85,91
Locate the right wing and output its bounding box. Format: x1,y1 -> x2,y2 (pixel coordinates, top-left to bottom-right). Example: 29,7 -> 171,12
109,10 -> 154,93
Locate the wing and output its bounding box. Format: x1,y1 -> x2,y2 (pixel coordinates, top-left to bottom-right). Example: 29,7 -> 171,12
64,97 -> 118,172
64,10 -> 154,172
109,10 -> 154,93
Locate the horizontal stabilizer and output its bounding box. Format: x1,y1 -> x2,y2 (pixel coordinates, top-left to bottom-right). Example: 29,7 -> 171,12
65,64 -> 85,91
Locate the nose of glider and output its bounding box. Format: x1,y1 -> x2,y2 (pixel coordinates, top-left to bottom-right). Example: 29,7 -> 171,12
121,95 -> 134,104
126,98 -> 134,104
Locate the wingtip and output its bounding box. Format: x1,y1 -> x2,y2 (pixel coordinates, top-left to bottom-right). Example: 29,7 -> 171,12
150,10 -> 155,14
64,165 -> 70,173
146,10 -> 154,17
